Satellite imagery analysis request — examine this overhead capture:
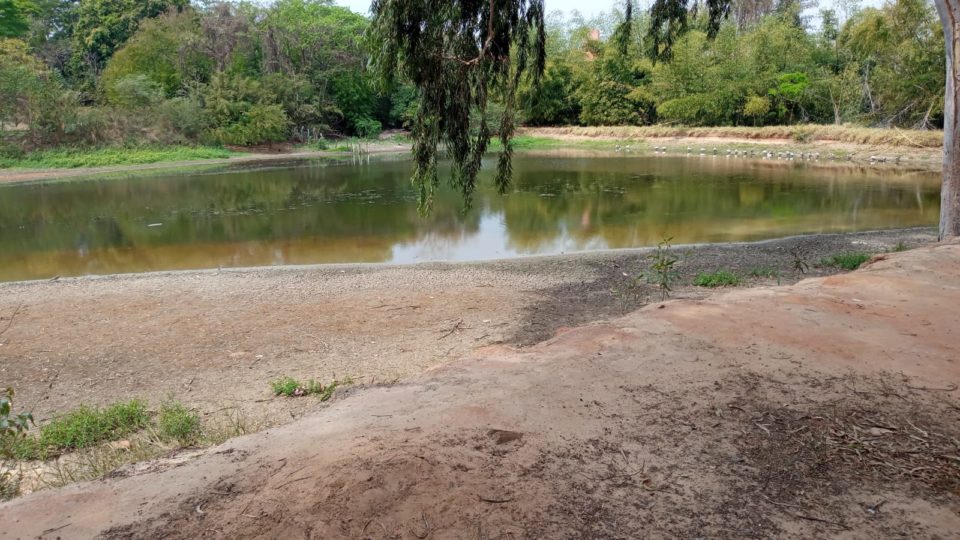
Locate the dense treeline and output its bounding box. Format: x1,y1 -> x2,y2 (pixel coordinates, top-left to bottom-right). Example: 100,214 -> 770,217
525,0 -> 944,129
0,0 -> 415,154
0,0 -> 946,155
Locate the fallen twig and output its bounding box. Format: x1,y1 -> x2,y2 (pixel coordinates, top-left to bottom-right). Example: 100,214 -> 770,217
477,495 -> 514,504
274,476 -> 312,489
0,303 -> 22,338
905,383 -> 958,392
410,511 -> 432,539
785,512 -> 848,529
438,319 -> 465,340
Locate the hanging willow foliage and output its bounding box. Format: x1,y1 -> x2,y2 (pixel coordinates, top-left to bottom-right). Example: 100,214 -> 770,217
645,0 -> 731,61
368,0 -> 546,214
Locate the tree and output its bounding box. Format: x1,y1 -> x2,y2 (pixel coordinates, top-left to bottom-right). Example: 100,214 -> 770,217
70,0 -> 188,78
933,0 -> 960,238
102,10 -> 210,101
0,0 -> 34,38
368,0 -> 546,213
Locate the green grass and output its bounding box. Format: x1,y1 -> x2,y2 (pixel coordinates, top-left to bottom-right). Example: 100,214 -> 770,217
693,270 -> 742,287
271,376 -> 351,401
892,241 -> 910,252
748,267 -> 780,278
821,252 -> 872,270
0,145 -> 242,170
157,401 -> 201,445
3,400 -> 148,460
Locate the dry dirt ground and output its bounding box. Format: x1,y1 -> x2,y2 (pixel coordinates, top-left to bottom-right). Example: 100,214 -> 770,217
519,127 -> 945,171
1,232 -> 958,539
0,229 -> 936,427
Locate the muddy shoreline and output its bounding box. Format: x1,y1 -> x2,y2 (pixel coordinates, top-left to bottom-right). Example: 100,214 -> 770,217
0,129 -> 945,186
0,227 -> 937,422
2,236 -> 957,538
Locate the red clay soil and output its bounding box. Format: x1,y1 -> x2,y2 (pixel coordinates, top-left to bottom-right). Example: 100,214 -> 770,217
3,243 -> 960,539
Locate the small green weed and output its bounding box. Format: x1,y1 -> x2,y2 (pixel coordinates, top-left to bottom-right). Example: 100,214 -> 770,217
693,270 -> 742,287
271,377 -> 350,401
648,237 -> 680,301
157,401 -> 201,445
821,252 -> 872,270
748,267 -> 779,278
0,388 -> 33,437
892,241 -> 909,252
790,246 -> 811,274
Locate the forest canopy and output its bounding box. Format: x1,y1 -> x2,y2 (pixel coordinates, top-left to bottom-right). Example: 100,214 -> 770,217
0,0 -> 946,154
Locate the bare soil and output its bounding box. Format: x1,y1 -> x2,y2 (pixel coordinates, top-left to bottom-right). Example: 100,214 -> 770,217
0,229 -> 934,427
519,127 -> 945,171
0,234 -> 957,539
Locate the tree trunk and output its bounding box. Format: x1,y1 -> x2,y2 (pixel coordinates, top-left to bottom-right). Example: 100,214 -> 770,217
935,0 -> 960,239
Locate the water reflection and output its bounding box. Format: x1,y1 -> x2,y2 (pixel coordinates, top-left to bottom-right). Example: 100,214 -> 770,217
0,153 -> 940,281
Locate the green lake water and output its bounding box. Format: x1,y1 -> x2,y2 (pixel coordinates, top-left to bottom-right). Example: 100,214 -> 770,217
0,152 -> 941,282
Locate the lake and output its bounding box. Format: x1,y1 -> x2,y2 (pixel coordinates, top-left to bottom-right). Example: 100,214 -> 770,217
0,152 -> 941,282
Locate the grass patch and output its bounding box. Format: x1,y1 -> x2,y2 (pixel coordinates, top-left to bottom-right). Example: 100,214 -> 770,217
748,267 -> 780,278
271,376 -> 352,401
3,400 -> 148,460
693,270 -> 742,288
488,135 -> 566,150
0,145 -> 241,169
157,401 -> 201,445
821,252 -> 872,270
892,241 -> 910,252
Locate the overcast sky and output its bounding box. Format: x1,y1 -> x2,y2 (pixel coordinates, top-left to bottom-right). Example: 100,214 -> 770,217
334,0 -> 887,18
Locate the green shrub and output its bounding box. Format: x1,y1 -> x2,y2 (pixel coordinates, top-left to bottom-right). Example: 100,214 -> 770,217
0,388 -> 33,437
693,270 -> 742,287
821,252 -> 872,270
107,74 -> 164,109
743,95 -> 771,119
579,80 -> 655,126
353,117 -> 383,139
157,401 -> 201,445
207,103 -> 289,146
748,267 -> 779,278
156,97 -> 206,138
271,377 -> 349,401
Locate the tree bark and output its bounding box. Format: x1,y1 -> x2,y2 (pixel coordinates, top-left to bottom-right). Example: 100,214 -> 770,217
935,0 -> 960,239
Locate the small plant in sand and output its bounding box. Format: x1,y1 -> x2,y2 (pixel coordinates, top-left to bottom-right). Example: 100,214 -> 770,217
271,377 -> 351,401
789,246 -> 810,274
0,388 -> 32,501
157,400 -> 201,445
647,237 -> 680,301
892,241 -> 909,252
693,270 -> 742,288
612,237 -> 681,308
821,252 -> 872,271
611,269 -> 646,313
0,388 -> 33,438
748,267 -> 779,279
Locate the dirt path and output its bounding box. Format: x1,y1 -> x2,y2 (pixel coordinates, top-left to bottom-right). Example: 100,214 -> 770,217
1,238 -> 957,539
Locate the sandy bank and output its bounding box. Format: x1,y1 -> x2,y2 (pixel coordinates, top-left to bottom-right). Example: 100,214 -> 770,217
1,233 -> 957,538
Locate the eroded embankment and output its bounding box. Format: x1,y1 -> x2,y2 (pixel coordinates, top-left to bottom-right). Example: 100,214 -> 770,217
2,239 -> 958,539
